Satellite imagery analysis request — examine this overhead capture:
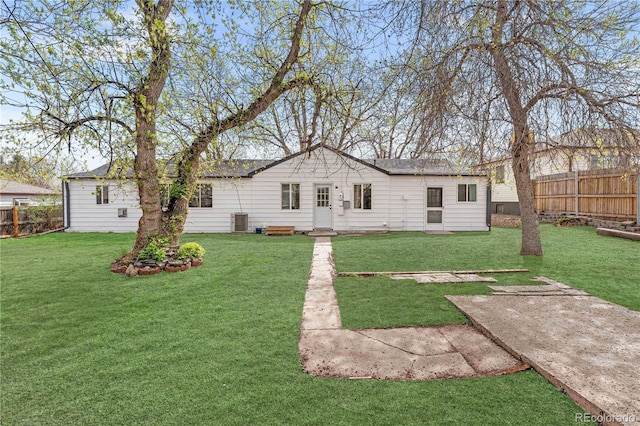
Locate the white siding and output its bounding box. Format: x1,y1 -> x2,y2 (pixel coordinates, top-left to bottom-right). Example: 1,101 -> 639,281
491,160 -> 519,203
183,179 -> 252,233
66,147 -> 489,233
242,148 -> 392,232
66,180 -> 141,232
415,176 -> 489,231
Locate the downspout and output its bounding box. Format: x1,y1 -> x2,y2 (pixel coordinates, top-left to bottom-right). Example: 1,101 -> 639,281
63,180 -> 70,230
636,173 -> 639,225
59,179 -> 71,232
486,181 -> 492,231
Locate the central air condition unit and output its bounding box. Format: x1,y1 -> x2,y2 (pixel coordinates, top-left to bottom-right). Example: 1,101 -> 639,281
231,213 -> 249,232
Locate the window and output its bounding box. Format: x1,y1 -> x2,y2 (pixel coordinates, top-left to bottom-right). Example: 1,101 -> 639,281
427,187 -> 443,208
354,184 -> 372,209
281,183 -> 300,210
457,184 -> 477,202
590,154 -> 618,170
495,165 -> 505,184
316,186 -> 329,207
189,184 -> 213,208
426,187 -> 443,224
96,185 -> 109,204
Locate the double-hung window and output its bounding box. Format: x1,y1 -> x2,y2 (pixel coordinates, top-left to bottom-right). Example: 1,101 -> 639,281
281,183 -> 300,210
495,165 -> 505,184
189,184 -> 213,208
96,185 -> 109,204
457,184 -> 477,202
354,184 -> 372,209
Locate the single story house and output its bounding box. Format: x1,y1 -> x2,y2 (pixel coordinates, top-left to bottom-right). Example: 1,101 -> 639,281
0,179 -> 61,207
63,145 -> 491,233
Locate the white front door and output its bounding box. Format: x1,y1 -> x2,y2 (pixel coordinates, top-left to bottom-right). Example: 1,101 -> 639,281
314,185 -> 332,229
425,186 -> 444,231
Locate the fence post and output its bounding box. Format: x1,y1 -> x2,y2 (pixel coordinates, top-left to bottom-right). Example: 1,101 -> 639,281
12,205 -> 19,238
636,173 -> 639,225
574,170 -> 579,216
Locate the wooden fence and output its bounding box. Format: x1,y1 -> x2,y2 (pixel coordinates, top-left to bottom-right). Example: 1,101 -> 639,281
0,205 -> 64,237
533,169 -> 639,222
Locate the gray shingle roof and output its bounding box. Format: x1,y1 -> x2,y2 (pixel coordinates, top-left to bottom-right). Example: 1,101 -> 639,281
0,179 -> 59,195
363,158 -> 466,175
67,145 -> 482,179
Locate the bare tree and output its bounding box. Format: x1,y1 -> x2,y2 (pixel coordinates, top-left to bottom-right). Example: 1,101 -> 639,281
388,0 -> 640,255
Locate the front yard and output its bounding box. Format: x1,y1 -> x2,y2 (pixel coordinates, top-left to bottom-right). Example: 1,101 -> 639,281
2,225 -> 631,424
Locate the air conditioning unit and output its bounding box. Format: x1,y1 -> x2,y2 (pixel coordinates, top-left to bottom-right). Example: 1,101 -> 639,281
231,213 -> 248,232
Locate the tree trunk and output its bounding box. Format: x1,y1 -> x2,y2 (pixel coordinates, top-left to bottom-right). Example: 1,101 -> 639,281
489,0 -> 543,256
127,118 -> 162,259
511,132 -> 543,256
115,0 -> 173,263
160,140 -> 207,244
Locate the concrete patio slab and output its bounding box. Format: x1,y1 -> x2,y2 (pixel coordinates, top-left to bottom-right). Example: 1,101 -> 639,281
300,305 -> 342,330
447,294 -> 640,425
357,327 -> 456,356
391,272 -> 497,283
489,278 -> 590,296
438,324 -> 524,375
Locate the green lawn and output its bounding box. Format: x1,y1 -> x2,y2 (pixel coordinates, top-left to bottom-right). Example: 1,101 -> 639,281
333,224 -> 639,329
0,229 -> 608,424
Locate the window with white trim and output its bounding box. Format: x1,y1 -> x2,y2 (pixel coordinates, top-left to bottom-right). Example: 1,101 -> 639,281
495,165 -> 505,184
96,185 -> 109,204
354,183 -> 372,209
189,184 -> 213,208
281,183 -> 300,210
457,184 -> 477,202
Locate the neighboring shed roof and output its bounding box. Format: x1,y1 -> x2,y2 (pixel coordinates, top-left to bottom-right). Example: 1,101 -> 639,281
67,144 -> 484,179
0,179 -> 59,195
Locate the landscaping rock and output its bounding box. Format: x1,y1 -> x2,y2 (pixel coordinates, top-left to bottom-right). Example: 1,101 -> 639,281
110,262 -> 127,274
165,263 -> 187,272
125,264 -> 138,277
138,265 -> 161,275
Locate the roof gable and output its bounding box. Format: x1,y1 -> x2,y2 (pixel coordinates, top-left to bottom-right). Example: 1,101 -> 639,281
246,144 -> 391,177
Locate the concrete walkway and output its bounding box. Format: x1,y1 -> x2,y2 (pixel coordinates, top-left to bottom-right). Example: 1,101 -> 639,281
299,237 -> 525,380
447,294 -> 640,425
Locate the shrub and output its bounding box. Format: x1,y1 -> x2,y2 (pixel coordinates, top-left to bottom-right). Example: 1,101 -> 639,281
138,241 -> 167,264
177,242 -> 205,260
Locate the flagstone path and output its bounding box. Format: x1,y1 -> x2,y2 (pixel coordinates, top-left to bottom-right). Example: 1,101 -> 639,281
298,237 -> 526,380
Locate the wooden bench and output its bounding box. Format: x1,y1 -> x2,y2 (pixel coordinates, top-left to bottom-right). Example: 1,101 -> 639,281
265,226 -> 295,236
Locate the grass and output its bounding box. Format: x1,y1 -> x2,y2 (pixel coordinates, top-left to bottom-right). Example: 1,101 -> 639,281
0,230 -> 602,424
332,224 -> 639,329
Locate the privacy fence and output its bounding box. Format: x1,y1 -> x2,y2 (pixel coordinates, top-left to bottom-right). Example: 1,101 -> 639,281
533,169 -> 639,223
0,205 -> 64,237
